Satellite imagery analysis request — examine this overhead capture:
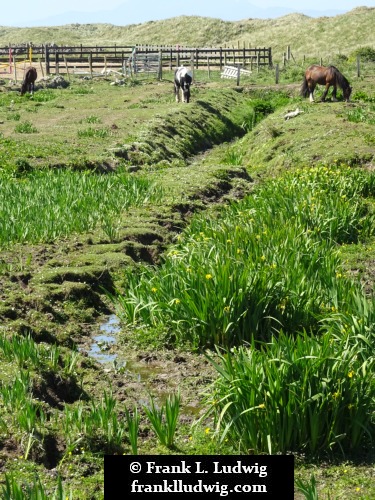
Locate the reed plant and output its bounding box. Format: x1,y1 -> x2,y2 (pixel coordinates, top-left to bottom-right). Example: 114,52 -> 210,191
114,163 -> 375,348
1,474 -> 71,500
125,405 -> 140,454
144,391 -> 181,448
0,169 -> 163,247
201,325 -> 374,455
0,333 -> 40,368
295,474 -> 319,500
0,370 -> 46,458
63,391 -> 126,453
0,333 -> 78,375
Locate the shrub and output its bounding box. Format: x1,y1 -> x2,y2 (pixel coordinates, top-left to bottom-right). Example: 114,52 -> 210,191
350,46 -> 375,62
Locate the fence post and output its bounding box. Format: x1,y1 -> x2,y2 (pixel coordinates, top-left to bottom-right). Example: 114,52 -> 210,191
356,55 -> 360,77
39,57 -> 44,78
275,63 -> 279,84
55,52 -> 59,75
14,53 -> 17,82
236,64 -> 241,86
89,53 -> 93,78
63,56 -> 70,80
45,44 -> 50,75
158,50 -> 162,80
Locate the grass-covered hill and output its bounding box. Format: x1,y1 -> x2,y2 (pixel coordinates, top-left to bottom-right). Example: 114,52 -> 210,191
0,6 -> 374,62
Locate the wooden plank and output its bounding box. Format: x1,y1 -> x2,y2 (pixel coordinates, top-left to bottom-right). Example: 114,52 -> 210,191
221,65 -> 252,79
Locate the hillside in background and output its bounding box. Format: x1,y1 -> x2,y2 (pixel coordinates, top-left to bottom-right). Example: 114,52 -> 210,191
0,6 -> 374,62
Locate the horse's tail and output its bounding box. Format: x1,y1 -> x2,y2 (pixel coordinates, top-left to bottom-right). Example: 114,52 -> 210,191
300,76 -> 309,97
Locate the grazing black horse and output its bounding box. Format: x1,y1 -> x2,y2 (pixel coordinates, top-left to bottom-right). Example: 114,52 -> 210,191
301,64 -> 352,102
20,67 -> 37,95
174,66 -> 193,103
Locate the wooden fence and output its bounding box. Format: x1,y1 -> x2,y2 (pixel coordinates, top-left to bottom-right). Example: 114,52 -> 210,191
0,44 -> 272,77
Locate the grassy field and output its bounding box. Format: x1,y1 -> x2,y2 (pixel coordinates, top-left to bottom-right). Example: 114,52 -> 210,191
0,49 -> 374,500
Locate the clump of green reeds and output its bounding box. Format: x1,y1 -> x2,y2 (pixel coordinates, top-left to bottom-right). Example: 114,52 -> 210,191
0,370 -> 46,458
144,391 -> 181,448
113,163 -> 375,348
0,333 -> 79,374
1,474 -> 71,500
63,391 -> 126,453
201,323 -> 374,455
0,169 -> 163,247
125,404 -> 140,454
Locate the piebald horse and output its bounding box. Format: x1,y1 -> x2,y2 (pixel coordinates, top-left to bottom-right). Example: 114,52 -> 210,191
21,67 -> 38,95
301,65 -> 352,103
174,66 -> 193,103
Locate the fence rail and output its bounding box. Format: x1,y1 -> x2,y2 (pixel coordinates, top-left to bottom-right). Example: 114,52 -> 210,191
0,44 -> 272,77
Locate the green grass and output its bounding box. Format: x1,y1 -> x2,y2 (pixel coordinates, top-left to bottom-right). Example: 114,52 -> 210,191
0,169 -> 163,247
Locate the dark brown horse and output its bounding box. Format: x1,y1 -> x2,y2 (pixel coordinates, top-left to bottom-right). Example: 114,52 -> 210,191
20,67 -> 37,95
301,65 -> 352,103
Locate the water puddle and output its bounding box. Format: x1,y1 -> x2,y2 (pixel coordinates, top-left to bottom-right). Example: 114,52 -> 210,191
87,314 -> 163,382
87,314 -> 120,364
87,314 -> 202,415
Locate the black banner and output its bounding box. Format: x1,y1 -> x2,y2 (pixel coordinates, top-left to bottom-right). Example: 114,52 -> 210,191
104,455 -> 294,499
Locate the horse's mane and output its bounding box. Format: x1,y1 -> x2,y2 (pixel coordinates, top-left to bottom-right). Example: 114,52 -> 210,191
330,65 -> 350,89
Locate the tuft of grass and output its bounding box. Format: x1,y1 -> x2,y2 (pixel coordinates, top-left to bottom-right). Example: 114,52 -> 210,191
1,474 -> 71,500
144,391 -> 181,448
295,474 -> 319,500
77,127 -> 110,138
14,121 -> 38,133
125,405 -> 140,455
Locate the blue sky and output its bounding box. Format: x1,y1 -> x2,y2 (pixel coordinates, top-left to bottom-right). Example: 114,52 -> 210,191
1,0 -> 374,27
